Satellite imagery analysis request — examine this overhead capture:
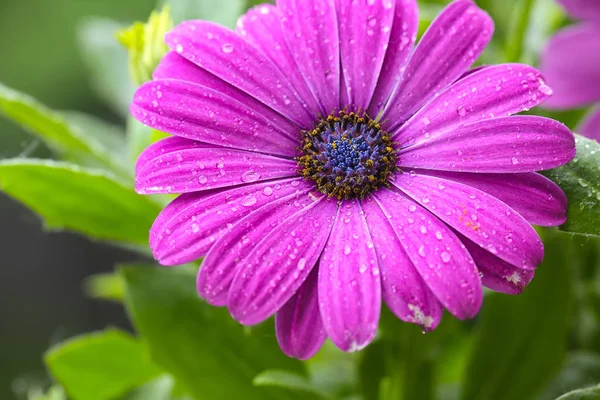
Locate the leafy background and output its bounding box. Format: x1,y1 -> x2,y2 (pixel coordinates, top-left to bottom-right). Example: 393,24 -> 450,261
1,0 -> 600,399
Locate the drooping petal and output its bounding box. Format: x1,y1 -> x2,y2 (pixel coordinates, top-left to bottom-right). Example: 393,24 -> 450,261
580,106 -> 600,141
361,196 -> 443,331
235,4 -> 324,117
422,171 -> 568,227
131,79 -> 300,157
153,52 -> 300,136
276,268 -> 327,360
393,173 -> 544,270
373,188 -> 482,319
135,137 -> 298,195
398,116 -> 575,173
540,24 -> 600,109
462,236 -> 534,295
337,0 -> 395,109
277,0 -> 340,113
197,184 -> 314,306
150,179 -> 304,265
318,200 -> 381,352
368,0 -> 419,115
228,196 -> 337,325
165,21 -> 315,128
381,0 -> 494,130
392,64 -> 554,147
557,0 -> 600,24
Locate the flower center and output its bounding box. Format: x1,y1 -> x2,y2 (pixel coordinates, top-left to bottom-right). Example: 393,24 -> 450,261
297,111 -> 397,200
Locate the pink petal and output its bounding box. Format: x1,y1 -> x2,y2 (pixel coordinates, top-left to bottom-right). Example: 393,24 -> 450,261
337,0 -> 395,109
135,136 -> 298,195
540,24 -> 600,109
228,196 -> 337,325
398,116 -> 575,173
361,196 -> 443,331
318,200 -> 381,352
579,106 -> 600,142
131,80 -> 300,157
393,173 -> 544,270
165,21 -> 315,128
197,183 -> 314,306
150,179 -> 304,266
235,5 -> 323,117
368,0 -> 419,115
276,268 -> 327,360
277,0 -> 340,113
373,188 -> 482,319
558,0 -> 600,24
392,64 -> 554,147
381,0 -> 494,130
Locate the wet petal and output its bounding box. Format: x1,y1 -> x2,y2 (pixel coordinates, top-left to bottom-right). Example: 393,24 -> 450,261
540,24 -> 600,109
393,173 -> 544,270
374,188 -> 482,319
165,21 -> 315,128
382,0 -> 494,130
337,0 -> 395,109
197,183 -> 314,306
150,179 -> 303,265
235,4 -> 323,117
392,64 -> 553,147
135,136 -> 297,195
398,116 -> 575,173
277,0 -> 340,113
228,196 -> 337,325
558,0 -> 600,24
368,0 -> 419,115
579,106 -> 600,142
362,196 -> 443,331
132,80 -> 302,157
276,268 -> 327,360
318,200 -> 381,352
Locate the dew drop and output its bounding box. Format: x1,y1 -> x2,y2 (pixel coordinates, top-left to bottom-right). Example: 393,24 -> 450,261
241,195 -> 257,207
221,43 -> 234,53
441,252 -> 451,263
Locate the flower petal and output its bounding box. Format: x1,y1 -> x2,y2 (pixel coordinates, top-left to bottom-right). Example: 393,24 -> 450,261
235,4 -> 324,117
165,21 -> 315,128
337,0 -> 395,109
558,0 -> 600,24
228,196 -> 337,325
462,236 -> 534,295
197,183 -> 314,306
318,200 -> 381,352
150,179 -> 304,265
579,106 -> 600,142
373,188 -> 482,319
540,24 -> 600,109
398,116 -> 575,173
423,171 -> 568,227
154,52 -> 300,136
362,196 -> 443,331
368,0 -> 419,115
392,64 -> 553,147
381,0 -> 494,130
276,268 -> 327,360
135,137 -> 298,195
131,79 -> 300,157
393,173 -> 544,270
277,0 -> 340,113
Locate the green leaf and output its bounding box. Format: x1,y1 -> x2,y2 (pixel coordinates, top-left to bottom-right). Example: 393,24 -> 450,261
28,386 -> 65,400
539,352 -> 600,400
460,230 -> 573,400
555,384 -> 600,400
254,370 -> 326,399
161,0 -> 245,28
543,135 -> 600,237
0,159 -> 160,245
121,266 -> 306,400
45,329 -> 162,400
77,18 -> 135,117
84,272 -> 126,302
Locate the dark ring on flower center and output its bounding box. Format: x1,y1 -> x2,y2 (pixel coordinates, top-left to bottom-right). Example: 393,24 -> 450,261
297,111 -> 397,200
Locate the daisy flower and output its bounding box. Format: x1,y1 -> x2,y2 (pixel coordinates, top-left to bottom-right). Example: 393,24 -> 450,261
131,0 -> 575,359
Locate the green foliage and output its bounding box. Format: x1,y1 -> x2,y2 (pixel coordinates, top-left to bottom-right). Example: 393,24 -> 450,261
84,272 -> 126,302
162,0 -> 245,28
45,330 -> 162,400
254,370 -> 326,399
555,384 -> 600,400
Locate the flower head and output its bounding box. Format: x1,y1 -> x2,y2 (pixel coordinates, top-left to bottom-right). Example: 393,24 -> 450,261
132,0 -> 575,359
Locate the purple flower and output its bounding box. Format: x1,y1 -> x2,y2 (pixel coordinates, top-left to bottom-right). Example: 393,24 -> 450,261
131,0 -> 575,359
541,0 -> 600,141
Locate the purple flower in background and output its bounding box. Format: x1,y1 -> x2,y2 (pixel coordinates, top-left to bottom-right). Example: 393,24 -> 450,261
131,0 -> 575,359
541,0 -> 600,140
